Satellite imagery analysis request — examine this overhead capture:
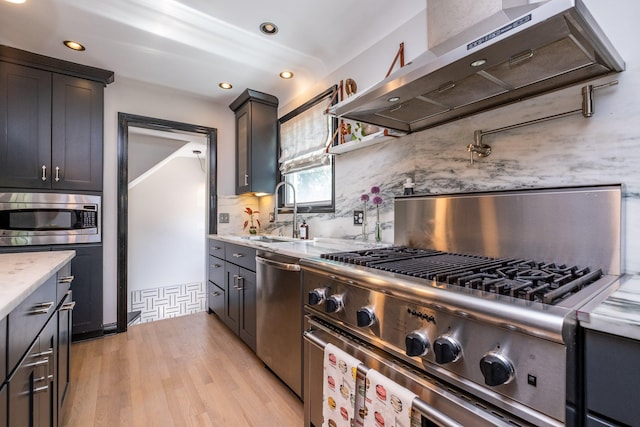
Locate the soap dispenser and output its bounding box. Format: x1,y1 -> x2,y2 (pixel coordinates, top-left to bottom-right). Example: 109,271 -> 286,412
299,219 -> 309,240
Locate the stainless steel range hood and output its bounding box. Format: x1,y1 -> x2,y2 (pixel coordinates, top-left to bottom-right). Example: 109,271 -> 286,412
330,0 -> 624,133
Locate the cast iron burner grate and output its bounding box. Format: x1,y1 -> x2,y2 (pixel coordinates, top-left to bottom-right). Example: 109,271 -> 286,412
321,247 -> 603,305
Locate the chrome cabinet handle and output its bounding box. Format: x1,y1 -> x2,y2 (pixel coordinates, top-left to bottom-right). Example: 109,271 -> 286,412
33,385 -> 49,394
232,253 -> 244,258
58,275 -> 74,284
236,276 -> 245,291
41,165 -> 47,181
212,291 -> 221,297
60,301 -> 76,311
55,166 -> 60,182
25,358 -> 49,368
244,173 -> 248,186
211,264 -> 222,268
32,349 -> 53,358
232,274 -> 240,289
212,246 -> 221,250
30,301 -> 55,315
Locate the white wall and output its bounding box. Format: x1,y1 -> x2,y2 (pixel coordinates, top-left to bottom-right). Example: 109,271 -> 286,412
128,156 -> 205,292
103,77 -> 235,325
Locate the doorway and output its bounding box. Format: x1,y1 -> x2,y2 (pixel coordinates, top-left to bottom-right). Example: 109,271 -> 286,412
117,113 -> 217,333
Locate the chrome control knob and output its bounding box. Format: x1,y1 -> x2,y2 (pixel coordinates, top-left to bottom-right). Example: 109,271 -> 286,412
433,336 -> 461,364
356,307 -> 376,327
479,352 -> 515,386
325,294 -> 344,313
308,288 -> 327,305
405,331 -> 430,357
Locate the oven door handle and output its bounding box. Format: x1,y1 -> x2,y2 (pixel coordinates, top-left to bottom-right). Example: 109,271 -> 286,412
256,256 -> 301,272
303,327 -> 465,427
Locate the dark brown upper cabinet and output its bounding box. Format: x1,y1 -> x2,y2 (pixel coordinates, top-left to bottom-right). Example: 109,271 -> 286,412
229,89 -> 278,195
0,45 -> 113,191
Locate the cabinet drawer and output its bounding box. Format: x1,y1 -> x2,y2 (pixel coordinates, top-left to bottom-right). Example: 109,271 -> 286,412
225,243 -> 256,271
209,239 -> 225,258
208,257 -> 225,285
207,282 -> 225,315
7,275 -> 56,374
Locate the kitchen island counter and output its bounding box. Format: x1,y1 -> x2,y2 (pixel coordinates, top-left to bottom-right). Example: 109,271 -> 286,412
208,234 -> 387,258
0,250 -> 75,319
578,274 -> 640,340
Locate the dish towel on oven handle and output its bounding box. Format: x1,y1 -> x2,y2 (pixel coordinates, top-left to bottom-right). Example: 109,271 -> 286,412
361,369 -> 417,427
322,343 -> 363,427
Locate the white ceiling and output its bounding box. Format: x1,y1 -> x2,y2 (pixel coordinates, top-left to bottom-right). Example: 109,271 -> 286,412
0,0 -> 426,107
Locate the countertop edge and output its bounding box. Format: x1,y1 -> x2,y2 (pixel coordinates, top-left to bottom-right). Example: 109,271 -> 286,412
0,250 -> 76,319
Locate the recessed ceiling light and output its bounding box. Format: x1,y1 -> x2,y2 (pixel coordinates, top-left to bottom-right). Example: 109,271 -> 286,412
260,22 -> 278,35
388,96 -> 400,102
279,71 -> 294,79
219,82 -> 232,90
63,40 -> 85,51
5,0 -> 26,3
470,59 -> 487,67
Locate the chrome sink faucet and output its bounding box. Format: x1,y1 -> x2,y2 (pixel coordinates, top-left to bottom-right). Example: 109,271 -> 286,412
274,181 -> 299,238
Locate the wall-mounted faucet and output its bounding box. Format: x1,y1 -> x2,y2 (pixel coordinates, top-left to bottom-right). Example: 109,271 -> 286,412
274,181 -> 299,238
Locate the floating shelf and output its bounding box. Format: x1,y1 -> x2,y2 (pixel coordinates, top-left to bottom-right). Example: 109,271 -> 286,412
327,130 -> 402,155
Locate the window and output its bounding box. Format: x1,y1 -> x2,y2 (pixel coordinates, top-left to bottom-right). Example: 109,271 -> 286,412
278,86 -> 337,212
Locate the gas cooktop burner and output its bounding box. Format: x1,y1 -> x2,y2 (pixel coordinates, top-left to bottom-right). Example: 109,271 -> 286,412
321,247 -> 603,305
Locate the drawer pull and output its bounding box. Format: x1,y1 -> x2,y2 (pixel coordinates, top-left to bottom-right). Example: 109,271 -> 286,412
34,374 -> 54,384
25,358 -> 49,368
212,291 -> 221,297
211,264 -> 222,268
58,275 -> 74,284
232,253 -> 244,258
212,246 -> 222,250
61,301 -> 76,311
30,301 -> 55,315
33,349 -> 53,358
33,385 -> 49,394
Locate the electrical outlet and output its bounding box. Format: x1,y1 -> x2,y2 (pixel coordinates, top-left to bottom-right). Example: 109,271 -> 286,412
353,210 -> 364,225
219,213 -> 230,223
269,212 -> 275,222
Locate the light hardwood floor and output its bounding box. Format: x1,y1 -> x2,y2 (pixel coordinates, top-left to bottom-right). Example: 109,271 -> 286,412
61,312 -> 303,426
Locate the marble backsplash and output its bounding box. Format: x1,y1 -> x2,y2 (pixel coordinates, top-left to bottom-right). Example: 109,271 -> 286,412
218,69 -> 640,274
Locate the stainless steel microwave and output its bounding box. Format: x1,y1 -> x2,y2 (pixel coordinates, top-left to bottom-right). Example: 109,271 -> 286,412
0,192 -> 101,246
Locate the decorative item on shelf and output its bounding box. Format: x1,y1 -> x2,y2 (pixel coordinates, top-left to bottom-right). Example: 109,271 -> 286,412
360,193 -> 369,241
350,122 -> 365,142
345,78 -> 357,96
371,186 -> 383,243
243,207 -> 260,234
403,178 -> 415,195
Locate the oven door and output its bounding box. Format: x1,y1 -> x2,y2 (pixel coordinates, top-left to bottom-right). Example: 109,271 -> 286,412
303,315 -> 533,427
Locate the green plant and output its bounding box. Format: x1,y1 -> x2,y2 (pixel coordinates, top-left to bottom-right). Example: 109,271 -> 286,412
351,122 -> 365,142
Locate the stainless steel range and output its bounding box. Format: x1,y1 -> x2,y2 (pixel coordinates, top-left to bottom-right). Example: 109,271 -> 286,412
302,185 -> 622,427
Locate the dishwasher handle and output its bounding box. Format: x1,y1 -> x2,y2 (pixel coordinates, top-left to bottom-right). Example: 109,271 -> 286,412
256,256 -> 301,272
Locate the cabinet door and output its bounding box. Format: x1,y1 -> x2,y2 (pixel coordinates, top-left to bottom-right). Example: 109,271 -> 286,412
235,102 -> 251,194
8,341 -> 38,427
0,61 -> 52,189
0,383 -> 6,427
53,244 -> 103,340
37,314 -> 57,427
51,74 -> 103,191
222,262 -> 240,333
207,282 -> 224,315
57,292 -> 73,411
238,267 -> 257,352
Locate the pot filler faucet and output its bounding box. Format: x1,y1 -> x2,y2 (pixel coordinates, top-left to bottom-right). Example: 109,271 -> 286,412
274,181 -> 299,238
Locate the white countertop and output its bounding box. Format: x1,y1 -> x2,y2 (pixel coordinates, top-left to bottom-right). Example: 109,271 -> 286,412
0,250 -> 76,319
208,234 -> 389,258
578,275 -> 640,341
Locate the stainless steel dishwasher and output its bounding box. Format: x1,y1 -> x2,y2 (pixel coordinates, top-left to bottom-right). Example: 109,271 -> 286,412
255,250 -> 303,398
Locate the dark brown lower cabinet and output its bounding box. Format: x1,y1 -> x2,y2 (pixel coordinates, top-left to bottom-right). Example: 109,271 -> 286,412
8,312 -> 56,427
222,262 -> 257,352
0,383 -> 6,427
